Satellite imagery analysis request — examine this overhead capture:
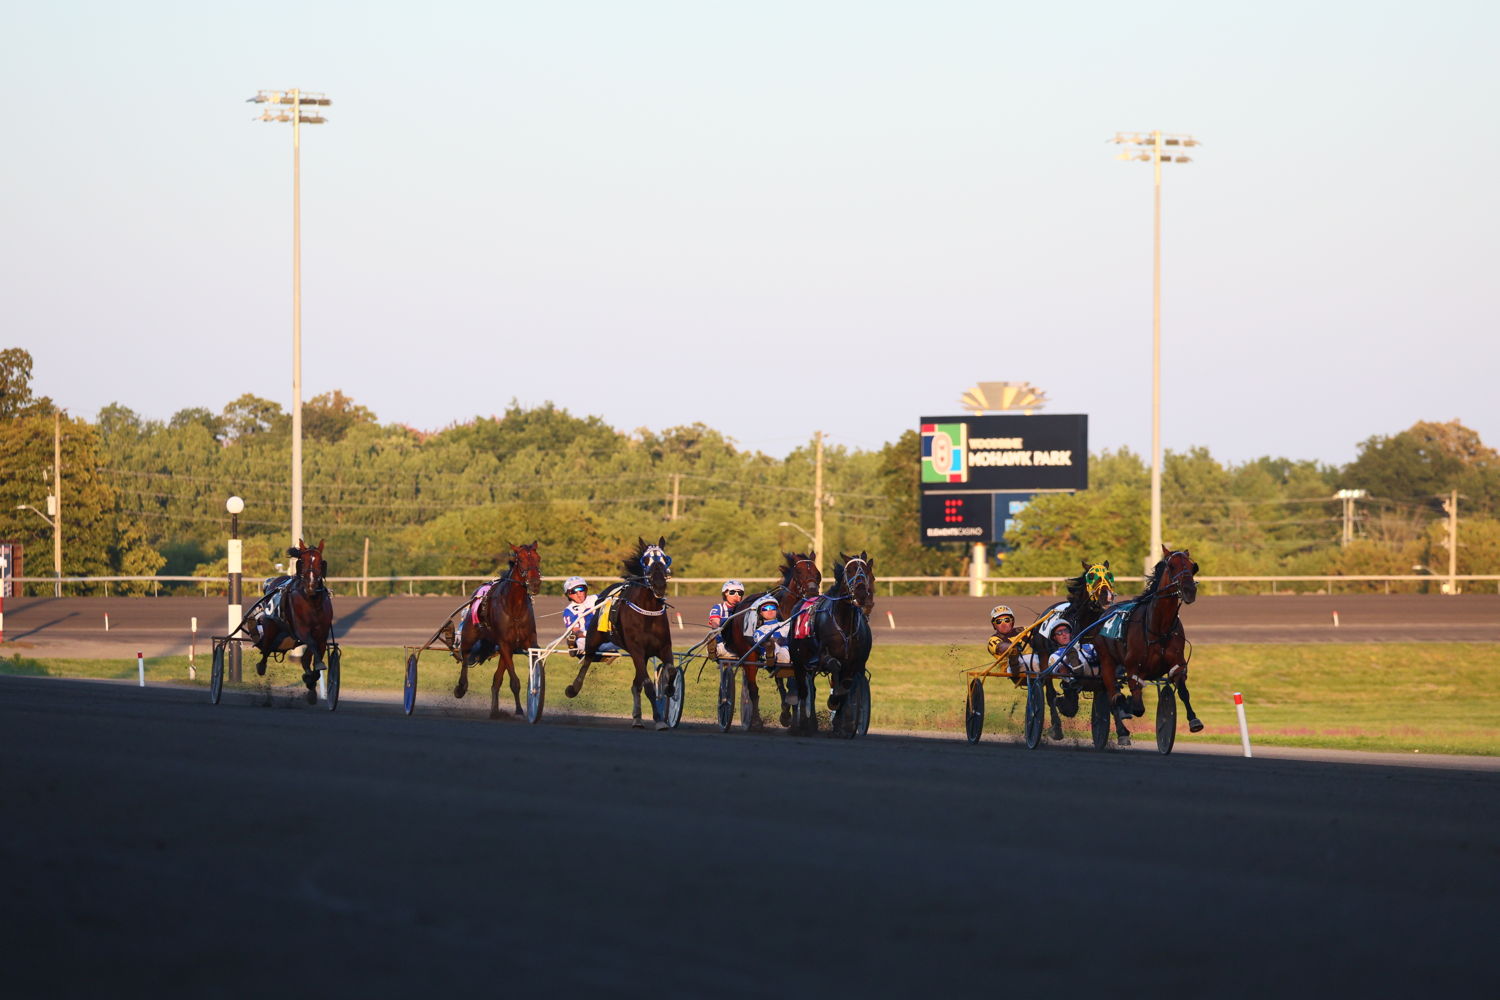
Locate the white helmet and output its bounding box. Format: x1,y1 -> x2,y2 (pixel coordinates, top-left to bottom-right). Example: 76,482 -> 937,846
722,579 -> 745,594
1044,617 -> 1073,641
564,576 -> 587,593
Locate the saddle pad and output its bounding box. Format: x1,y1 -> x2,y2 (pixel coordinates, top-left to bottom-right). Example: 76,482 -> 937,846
470,583 -> 493,625
792,598 -> 819,639
596,596 -> 615,634
1099,610 -> 1128,640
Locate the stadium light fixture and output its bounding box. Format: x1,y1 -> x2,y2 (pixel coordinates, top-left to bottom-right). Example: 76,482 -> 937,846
1109,129 -> 1201,573
248,89 -> 331,548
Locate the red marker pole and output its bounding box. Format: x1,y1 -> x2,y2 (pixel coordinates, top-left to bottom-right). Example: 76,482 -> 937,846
1234,691 -> 1252,758
137,651 -> 146,688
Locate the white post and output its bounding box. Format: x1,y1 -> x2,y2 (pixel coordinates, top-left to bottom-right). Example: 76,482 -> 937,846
104,613 -> 110,631
290,89 -> 304,548
137,651 -> 145,687
969,542 -> 986,597
1234,692 -> 1252,757
886,611 -> 896,629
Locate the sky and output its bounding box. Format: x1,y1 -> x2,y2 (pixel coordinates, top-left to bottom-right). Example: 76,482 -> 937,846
4,0 -> 1497,468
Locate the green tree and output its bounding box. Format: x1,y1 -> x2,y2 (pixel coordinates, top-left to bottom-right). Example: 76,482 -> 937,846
0,347 -> 53,419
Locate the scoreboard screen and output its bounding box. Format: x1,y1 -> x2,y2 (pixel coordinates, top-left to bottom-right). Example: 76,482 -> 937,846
920,493 -> 994,545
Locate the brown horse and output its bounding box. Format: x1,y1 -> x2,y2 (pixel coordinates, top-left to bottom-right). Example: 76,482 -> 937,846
716,551 -> 824,729
769,551 -> 822,725
452,542 -> 541,719
565,537 -> 677,729
1092,545 -> 1203,739
252,538 -> 334,704
787,551 -> 875,735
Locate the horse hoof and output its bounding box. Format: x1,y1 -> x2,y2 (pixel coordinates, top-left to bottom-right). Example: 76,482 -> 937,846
304,689 -> 317,705
255,661 -> 267,677
489,710 -> 502,721
1050,725 -> 1064,741
632,717 -> 645,729
453,685 -> 466,699
1117,734 -> 1132,747
1057,696 -> 1078,718
564,685 -> 578,699
779,708 -> 792,727
655,720 -> 669,731
1188,718 -> 1205,733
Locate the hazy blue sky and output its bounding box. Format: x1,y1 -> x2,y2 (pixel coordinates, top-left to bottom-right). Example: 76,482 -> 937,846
4,1 -> 1496,466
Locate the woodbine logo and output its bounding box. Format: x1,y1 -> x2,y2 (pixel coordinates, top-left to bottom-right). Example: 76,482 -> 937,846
969,435 -> 1075,467
926,425 -> 1075,473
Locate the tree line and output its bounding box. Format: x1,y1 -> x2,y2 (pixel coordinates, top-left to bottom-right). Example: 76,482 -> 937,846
2,348 -> 1496,595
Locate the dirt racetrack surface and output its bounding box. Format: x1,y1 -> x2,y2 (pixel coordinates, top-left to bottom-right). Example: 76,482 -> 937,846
6,592 -> 1500,658
3,676 -> 1496,995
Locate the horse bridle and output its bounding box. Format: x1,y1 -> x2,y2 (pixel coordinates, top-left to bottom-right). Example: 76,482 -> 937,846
1153,554 -> 1197,600
842,557 -> 872,608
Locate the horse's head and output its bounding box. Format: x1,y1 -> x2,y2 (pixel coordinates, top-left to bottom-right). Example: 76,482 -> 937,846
1159,545 -> 1199,604
289,538 -> 327,597
837,551 -> 876,615
509,540 -> 542,597
635,535 -> 672,599
780,550 -> 822,601
1082,559 -> 1116,605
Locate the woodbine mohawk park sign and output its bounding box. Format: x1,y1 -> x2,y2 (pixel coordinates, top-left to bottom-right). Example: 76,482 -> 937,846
918,414 -> 1089,545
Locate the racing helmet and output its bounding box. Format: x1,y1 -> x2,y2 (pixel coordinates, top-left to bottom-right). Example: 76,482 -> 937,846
1044,616 -> 1073,641
990,604 -> 1015,624
564,576 -> 587,593
760,600 -> 779,613
722,579 -> 745,595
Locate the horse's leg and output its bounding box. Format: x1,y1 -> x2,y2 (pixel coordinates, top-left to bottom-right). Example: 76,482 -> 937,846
744,662 -> 762,730
1176,669 -> 1204,732
454,632 -> 472,699
1128,670 -> 1147,718
488,641 -> 509,720
1099,645 -> 1132,736
507,652 -> 524,715
1044,680 -> 1064,741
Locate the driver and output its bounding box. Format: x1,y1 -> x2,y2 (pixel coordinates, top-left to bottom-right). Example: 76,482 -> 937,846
561,576 -> 597,656
754,599 -> 792,666
707,580 -> 746,661
1045,619 -> 1099,677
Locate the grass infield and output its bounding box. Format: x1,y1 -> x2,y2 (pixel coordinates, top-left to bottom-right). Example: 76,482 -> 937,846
4,642 -> 1496,756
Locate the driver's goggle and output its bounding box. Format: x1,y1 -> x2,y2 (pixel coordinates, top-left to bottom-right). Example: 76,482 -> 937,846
567,586 -> 587,594
725,589 -> 744,596
993,615 -> 1014,623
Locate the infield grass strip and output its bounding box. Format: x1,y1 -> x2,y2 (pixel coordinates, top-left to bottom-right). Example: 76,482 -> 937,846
4,644 -> 1496,756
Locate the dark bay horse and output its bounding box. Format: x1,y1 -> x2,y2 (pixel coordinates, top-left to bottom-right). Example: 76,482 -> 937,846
788,551 -> 874,735
452,542 -> 541,719
253,539 -> 334,704
717,551 -> 823,729
1092,546 -> 1203,740
566,537 -> 676,730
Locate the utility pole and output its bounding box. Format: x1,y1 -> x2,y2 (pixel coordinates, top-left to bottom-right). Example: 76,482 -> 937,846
1442,490 -> 1459,595
812,431 -> 825,577
669,474 -> 680,521
1335,489 -> 1367,547
362,536 -> 370,598
52,412 -> 62,597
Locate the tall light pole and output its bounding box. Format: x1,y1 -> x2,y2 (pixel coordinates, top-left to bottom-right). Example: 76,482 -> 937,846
778,521 -> 816,549
249,88 -> 331,546
1111,130 -> 1199,573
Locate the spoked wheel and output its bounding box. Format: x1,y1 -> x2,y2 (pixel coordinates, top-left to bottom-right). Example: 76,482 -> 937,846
799,675 -> 819,733
209,642 -> 226,705
1024,677 -> 1045,749
964,677 -> 985,743
716,664 -> 736,731
324,647 -> 341,712
654,661 -> 684,729
1156,684 -> 1177,755
844,671 -> 871,738
403,654 -> 419,716
1090,692 -> 1111,750
526,652 -> 546,724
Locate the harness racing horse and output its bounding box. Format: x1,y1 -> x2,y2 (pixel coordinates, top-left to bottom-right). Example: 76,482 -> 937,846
717,551 -> 823,729
1091,546 -> 1203,740
787,552 -> 875,735
451,542 -> 542,719
252,539 -> 334,704
566,537 -> 677,730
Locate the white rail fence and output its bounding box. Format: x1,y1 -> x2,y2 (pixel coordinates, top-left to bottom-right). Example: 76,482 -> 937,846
10,573 -> 1500,597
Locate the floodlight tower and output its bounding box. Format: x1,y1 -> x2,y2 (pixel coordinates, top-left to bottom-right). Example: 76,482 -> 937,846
248,88 -> 331,546
1110,130 -> 1199,573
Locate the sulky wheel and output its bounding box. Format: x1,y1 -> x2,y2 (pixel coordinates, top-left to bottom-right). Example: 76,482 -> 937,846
403,654 -> 419,716
1156,684 -> 1177,755
209,642 -> 226,705
717,664 -> 736,731
964,677 -> 985,744
655,661 -> 684,730
849,671 -> 871,737
740,669 -> 756,729
1090,692 -> 1111,750
1024,677 -> 1045,749
525,653 -> 546,724
325,647 -> 341,712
